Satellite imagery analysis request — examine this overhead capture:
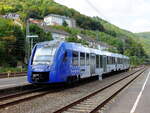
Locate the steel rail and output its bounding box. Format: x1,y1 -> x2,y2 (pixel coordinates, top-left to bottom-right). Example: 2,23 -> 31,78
53,67 -> 146,113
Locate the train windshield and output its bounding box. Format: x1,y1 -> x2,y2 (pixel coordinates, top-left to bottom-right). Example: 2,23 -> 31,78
32,46 -> 56,65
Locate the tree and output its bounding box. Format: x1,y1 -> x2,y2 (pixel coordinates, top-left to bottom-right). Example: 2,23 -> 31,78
63,20 -> 68,27
0,7 -> 5,15
29,24 -> 52,43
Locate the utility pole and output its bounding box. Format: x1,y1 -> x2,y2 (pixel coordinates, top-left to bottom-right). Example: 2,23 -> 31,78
96,30 -> 100,50
25,19 -> 30,64
122,38 -> 125,54
25,19 -> 38,64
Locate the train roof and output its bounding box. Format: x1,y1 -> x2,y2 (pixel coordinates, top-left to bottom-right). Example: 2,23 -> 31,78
35,41 -> 129,59
63,42 -> 129,59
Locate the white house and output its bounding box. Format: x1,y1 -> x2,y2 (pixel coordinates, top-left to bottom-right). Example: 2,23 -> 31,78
3,13 -> 20,20
77,34 -> 113,50
42,26 -> 69,40
44,14 -> 76,28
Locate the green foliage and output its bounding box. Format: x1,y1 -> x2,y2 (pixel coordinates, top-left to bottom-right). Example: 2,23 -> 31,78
135,32 -> 150,56
0,67 -> 27,73
130,56 -> 145,66
74,15 -> 105,31
0,7 -> 5,15
66,36 -> 88,46
62,20 -> 68,27
0,18 -> 25,67
52,25 -> 147,65
29,24 -> 52,43
52,25 -> 81,35
0,0 -> 148,66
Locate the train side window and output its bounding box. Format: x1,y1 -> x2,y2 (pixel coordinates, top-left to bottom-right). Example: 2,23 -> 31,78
110,57 -> 112,64
80,52 -> 85,66
86,53 -> 90,65
100,55 -> 103,68
107,56 -> 109,64
118,58 -> 120,64
112,57 -> 114,64
114,57 -> 116,64
96,55 -> 99,68
72,51 -> 78,66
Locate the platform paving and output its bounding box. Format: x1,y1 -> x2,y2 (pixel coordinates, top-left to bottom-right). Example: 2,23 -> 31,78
103,68 -> 150,113
0,76 -> 28,90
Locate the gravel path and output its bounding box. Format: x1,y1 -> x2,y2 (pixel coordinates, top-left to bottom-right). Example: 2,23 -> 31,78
0,69 -> 137,113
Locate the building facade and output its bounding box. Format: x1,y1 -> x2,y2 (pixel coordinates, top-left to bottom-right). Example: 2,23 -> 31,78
3,13 -> 20,20
44,14 -> 76,28
42,26 -> 69,40
77,34 -> 113,50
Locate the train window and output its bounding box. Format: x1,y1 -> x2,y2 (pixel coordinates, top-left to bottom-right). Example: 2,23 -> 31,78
72,51 -> 78,66
113,57 -> 115,64
96,55 -> 99,68
108,56 -> 111,64
80,52 -> 85,66
112,57 -> 114,64
107,56 -> 109,64
86,53 -> 90,65
110,57 -> 111,64
118,58 -> 120,64
100,55 -> 103,68
63,52 -> 67,62
110,57 -> 112,64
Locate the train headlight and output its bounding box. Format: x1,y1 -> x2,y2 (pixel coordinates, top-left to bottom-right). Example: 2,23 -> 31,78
33,74 -> 39,77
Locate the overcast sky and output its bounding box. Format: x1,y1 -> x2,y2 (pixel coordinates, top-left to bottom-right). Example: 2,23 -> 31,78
55,0 -> 150,33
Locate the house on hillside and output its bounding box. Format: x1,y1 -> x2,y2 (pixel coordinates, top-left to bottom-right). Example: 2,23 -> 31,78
3,13 -> 20,20
41,26 -> 69,40
77,34 -> 113,50
29,18 -> 43,25
29,18 -> 70,40
44,14 -> 76,28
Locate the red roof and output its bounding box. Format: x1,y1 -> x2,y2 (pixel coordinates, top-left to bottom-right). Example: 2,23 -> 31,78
29,18 -> 43,24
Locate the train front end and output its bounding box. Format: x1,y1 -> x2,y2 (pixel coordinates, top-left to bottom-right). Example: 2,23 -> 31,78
27,41 -> 60,84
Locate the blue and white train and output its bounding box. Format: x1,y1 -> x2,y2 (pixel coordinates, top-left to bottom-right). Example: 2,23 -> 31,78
27,40 -> 130,84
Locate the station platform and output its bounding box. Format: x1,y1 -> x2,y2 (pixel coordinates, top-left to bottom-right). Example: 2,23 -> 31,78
104,68 -> 150,113
0,76 -> 29,90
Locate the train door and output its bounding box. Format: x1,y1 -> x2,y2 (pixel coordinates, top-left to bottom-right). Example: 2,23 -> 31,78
90,53 -> 96,75
103,55 -> 107,72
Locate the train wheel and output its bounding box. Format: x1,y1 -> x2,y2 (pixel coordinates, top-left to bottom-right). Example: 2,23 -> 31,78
67,76 -> 78,85
78,75 -> 81,82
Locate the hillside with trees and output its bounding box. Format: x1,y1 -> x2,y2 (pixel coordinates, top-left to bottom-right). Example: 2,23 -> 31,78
135,32 -> 150,56
0,0 -> 148,69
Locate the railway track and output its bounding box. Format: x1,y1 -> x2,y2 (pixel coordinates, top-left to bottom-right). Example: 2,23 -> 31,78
0,72 -> 26,78
0,67 -> 144,110
53,67 -> 146,113
0,85 -> 50,109
0,84 -> 65,109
